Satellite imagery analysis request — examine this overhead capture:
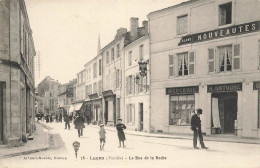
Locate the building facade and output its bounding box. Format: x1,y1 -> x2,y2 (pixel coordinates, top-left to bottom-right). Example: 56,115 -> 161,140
123,34 -> 150,132
0,0 -> 36,146
37,76 -> 60,115
148,0 -> 260,138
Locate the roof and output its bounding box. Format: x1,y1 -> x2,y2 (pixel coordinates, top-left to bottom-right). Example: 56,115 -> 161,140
148,0 -> 200,17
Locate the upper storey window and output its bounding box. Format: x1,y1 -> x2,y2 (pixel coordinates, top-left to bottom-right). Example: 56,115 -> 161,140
219,2 -> 232,26
177,15 -> 188,35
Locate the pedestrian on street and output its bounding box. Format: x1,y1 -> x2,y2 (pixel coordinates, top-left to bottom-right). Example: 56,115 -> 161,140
56,114 -> 58,123
74,113 -> 85,137
99,124 -> 106,151
191,108 -> 208,149
116,118 -> 126,148
64,114 -> 70,130
36,112 -> 41,123
69,114 -> 73,122
59,113 -> 63,123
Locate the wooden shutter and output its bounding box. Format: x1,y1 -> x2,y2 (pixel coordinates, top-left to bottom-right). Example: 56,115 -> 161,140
20,13 -> 24,55
258,41 -> 260,69
208,48 -> 215,73
233,44 -> 241,71
125,76 -> 128,95
127,104 -> 129,123
132,75 -> 135,94
135,73 -> 139,94
169,54 -> 174,77
132,104 -> 135,124
119,70 -> 122,87
188,51 -> 195,75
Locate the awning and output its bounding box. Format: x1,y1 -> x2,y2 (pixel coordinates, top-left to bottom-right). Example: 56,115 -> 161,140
68,105 -> 74,113
74,103 -> 83,111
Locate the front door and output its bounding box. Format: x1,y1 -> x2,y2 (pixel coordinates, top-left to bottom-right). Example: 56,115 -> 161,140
224,98 -> 237,133
105,101 -> 108,124
139,103 -> 143,131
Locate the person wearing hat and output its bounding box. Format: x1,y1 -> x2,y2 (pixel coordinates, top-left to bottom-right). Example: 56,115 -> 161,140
191,108 -> 208,149
74,113 -> 85,137
116,118 -> 126,148
99,124 -> 106,151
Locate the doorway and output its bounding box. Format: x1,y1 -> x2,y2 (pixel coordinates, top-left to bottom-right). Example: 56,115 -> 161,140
212,92 -> 237,134
105,101 -> 108,124
139,103 -> 143,131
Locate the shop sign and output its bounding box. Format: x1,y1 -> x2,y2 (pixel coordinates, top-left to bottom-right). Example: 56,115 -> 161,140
253,81 -> 260,90
207,83 -> 242,93
166,86 -> 199,95
178,20 -> 260,46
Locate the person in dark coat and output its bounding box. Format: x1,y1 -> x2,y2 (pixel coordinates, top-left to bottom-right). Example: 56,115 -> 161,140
74,113 -> 85,137
55,114 -> 59,123
191,108 -> 208,149
59,113 -> 63,123
64,114 -> 70,130
45,114 -> 49,123
116,118 -> 126,148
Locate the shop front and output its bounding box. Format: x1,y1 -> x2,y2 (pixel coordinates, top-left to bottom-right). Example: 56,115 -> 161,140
166,86 -> 199,133
88,93 -> 103,125
102,90 -> 116,126
207,83 -> 241,135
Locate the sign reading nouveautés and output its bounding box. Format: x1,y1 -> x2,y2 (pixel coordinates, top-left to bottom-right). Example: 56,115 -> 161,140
178,20 -> 260,46
166,86 -> 199,95
207,83 -> 242,93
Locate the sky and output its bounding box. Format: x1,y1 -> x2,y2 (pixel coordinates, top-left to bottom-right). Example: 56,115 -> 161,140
24,0 -> 187,85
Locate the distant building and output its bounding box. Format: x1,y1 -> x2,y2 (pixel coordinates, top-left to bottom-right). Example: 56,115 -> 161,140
0,0 -> 36,146
38,76 -> 60,115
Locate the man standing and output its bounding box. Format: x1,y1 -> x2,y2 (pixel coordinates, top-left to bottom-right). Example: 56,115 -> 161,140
74,113 -> 85,137
64,114 -> 70,130
191,108 -> 208,149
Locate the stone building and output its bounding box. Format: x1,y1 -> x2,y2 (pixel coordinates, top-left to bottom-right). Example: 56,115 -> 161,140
37,76 -> 60,115
0,0 -> 36,146
148,0 -> 260,138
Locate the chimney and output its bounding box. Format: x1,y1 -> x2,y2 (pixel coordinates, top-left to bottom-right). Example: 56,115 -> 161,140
130,17 -> 139,40
142,20 -> 148,33
115,28 -> 127,39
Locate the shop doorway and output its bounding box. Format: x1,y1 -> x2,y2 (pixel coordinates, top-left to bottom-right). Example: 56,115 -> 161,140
0,83 -> 5,144
212,92 -> 237,134
139,103 -> 143,131
105,101 -> 108,124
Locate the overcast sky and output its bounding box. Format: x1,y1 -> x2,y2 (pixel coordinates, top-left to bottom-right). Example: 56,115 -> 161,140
24,0 -> 187,85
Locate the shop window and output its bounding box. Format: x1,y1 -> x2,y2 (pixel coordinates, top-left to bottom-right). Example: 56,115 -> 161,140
127,104 -> 135,124
169,95 -> 195,125
219,2 -> 232,26
177,15 -> 188,35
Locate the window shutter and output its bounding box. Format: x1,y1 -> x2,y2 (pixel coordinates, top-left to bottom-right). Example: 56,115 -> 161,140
127,104 -> 129,123
113,71 -> 116,88
132,104 -> 135,124
258,41 -> 260,69
188,51 -> 195,75
208,48 -> 215,73
119,70 -> 122,87
233,44 -> 241,71
135,73 -> 139,94
169,54 -> 174,77
132,75 -> 135,94
125,77 -> 128,95
20,13 -> 24,55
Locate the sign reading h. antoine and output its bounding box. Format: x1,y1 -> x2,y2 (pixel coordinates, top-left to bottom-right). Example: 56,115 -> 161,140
178,20 -> 260,46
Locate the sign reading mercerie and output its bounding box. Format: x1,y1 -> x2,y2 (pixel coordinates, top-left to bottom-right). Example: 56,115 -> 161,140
207,83 -> 242,93
166,86 -> 199,95
178,20 -> 260,46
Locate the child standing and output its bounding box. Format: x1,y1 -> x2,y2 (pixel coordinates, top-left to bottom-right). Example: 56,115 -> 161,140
116,118 -> 126,148
99,124 -> 106,151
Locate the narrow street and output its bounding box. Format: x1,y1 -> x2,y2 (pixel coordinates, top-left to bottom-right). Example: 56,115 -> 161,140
2,122 -> 260,168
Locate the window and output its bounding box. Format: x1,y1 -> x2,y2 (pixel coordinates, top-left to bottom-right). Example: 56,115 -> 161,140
177,15 -> 188,35
99,59 -> 102,76
218,45 -> 232,72
219,2 -> 232,26
106,51 -> 109,64
93,63 -> 97,78
127,104 -> 135,124
169,95 -> 195,125
111,48 -> 115,61
126,75 -> 135,95
128,51 -> 132,66
93,82 -> 97,93
98,80 -> 102,95
178,53 -> 188,76
139,45 -> 143,60
169,55 -> 174,77
116,44 -> 120,58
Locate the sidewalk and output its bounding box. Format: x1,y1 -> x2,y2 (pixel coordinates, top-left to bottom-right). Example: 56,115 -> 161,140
89,125 -> 260,145
0,123 -> 50,159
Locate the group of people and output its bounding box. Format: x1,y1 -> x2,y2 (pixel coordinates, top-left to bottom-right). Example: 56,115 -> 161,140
72,112 -> 127,151
39,108 -> 208,150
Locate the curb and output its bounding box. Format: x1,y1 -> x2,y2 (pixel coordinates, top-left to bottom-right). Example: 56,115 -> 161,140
89,125 -> 260,145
